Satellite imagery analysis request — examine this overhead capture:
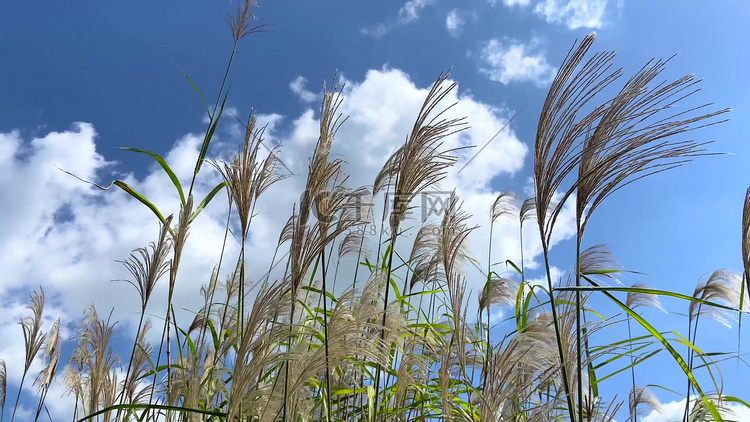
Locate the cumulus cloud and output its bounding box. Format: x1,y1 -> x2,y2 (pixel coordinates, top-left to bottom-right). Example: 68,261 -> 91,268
445,9 -> 465,38
479,37 -> 557,87
289,76 -> 319,103
0,67 -> 582,417
361,0 -> 435,38
534,0 -> 609,29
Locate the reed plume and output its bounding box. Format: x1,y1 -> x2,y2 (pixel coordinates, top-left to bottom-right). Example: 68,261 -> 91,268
11,288 -> 47,422
34,318 -> 61,422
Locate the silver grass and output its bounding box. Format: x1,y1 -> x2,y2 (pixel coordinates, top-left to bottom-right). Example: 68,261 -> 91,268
575,56 -> 729,239
408,223 -> 443,289
373,70 -> 467,238
579,244 -> 621,284
491,191 -> 518,223
629,386 -> 663,420
21,288 -> 47,373
520,196 -> 537,225
626,283 -> 666,312
690,269 -> 743,327
534,32 -> 620,246
118,215 -> 173,311
533,34 -> 620,420
338,230 -> 369,260
478,275 -> 518,312
69,305 -> 121,418
36,318 -> 61,392
10,288 -> 47,422
214,111 -> 286,241
441,192 -> 476,284
227,0 -> 263,42
122,320 -> 153,405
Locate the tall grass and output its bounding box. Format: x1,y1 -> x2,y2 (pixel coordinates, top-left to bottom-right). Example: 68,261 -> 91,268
2,2 -> 747,421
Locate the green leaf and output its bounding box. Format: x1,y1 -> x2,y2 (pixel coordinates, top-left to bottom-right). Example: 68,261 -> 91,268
583,275 -> 722,421
189,181 -> 228,224
76,404 -> 225,422
194,92 -> 229,178
52,164 -> 168,225
558,285 -> 747,315
120,147 -> 186,206
114,181 -> 167,224
179,67 -> 211,117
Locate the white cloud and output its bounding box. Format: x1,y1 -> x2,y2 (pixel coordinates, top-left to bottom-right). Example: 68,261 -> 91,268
534,0 -> 609,29
446,9 -> 465,38
643,398 -> 750,422
289,76 -> 319,103
479,37 -> 557,87
502,0 -> 532,6
361,0 -> 435,38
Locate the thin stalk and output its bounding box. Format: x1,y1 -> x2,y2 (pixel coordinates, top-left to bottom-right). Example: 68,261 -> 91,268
115,311 -> 146,421
683,310 -> 701,422
482,222 -> 494,393
10,370 -> 28,422
627,316 -> 637,422
374,234 -> 397,416
188,43 -> 237,198
320,247 -> 332,422
541,245 -> 576,422
576,236 -> 583,422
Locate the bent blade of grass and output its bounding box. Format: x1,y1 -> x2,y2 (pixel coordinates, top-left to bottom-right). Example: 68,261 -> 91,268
559,285 -> 747,315
178,67 -> 211,117
189,181 -> 228,224
76,404 -> 226,422
194,92 -> 229,180
53,165 -> 167,225
119,147 -> 186,206
583,275 -> 722,421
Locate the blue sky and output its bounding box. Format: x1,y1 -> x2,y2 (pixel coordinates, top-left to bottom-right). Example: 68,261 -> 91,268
1,0 -> 750,420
